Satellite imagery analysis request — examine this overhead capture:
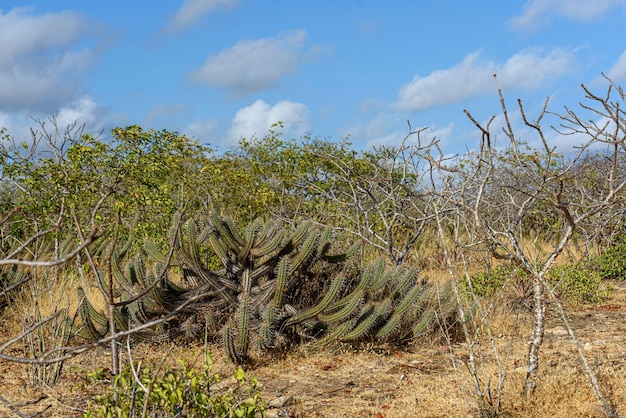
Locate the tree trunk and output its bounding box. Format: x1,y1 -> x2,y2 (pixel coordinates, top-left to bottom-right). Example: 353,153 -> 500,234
524,275 -> 545,397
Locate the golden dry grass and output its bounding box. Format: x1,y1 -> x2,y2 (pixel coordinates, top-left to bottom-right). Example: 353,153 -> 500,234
1,271 -> 625,417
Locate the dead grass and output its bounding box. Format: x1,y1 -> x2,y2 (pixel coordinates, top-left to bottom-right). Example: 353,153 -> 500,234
1,273 -> 625,417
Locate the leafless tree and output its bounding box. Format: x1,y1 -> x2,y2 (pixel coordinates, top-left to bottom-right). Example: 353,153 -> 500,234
305,126 -> 438,265
429,76 -> 624,416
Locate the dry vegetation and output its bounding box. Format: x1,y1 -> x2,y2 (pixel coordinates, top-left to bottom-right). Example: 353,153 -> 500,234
1,275 -> 625,417
1,78 -> 625,417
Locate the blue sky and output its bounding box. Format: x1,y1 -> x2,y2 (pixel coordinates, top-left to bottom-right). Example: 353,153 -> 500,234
1,0 -> 625,153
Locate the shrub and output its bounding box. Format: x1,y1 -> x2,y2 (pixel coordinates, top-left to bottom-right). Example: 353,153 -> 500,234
548,263 -> 609,304
466,261 -> 609,305
593,234 -> 626,281
83,351 -> 265,418
465,265 -> 527,298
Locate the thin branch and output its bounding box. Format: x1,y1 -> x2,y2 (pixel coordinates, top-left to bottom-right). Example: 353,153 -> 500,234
0,225 -> 99,267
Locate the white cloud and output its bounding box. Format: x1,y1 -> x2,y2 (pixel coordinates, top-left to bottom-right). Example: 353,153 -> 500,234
183,118 -> 220,143
0,112 -> 27,142
0,7 -> 102,113
363,132 -> 405,150
510,0 -> 626,31
606,50 -> 626,81
461,105 -> 615,155
347,111 -> 453,150
189,30 -> 308,96
55,96 -> 102,129
429,123 -> 455,146
165,0 -> 238,33
539,114 -> 620,153
360,98 -> 387,113
1,96 -> 109,145
352,112 -> 402,140
394,49 -> 574,112
227,99 -> 310,143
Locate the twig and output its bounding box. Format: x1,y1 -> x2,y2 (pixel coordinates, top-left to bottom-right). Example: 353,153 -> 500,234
0,394 -> 35,418
0,225 -> 99,267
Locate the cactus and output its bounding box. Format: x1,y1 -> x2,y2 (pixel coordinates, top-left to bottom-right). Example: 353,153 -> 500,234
300,258 -> 458,346
318,290 -> 364,324
76,213 -> 359,363
273,258 -> 289,306
168,214 -> 360,362
0,266 -> 29,309
374,312 -> 402,339
235,295 -> 251,358
74,213 -> 458,363
287,274 -> 345,324
222,325 -> 239,362
76,288 -> 108,340
341,300 -> 392,341
75,237 -> 188,344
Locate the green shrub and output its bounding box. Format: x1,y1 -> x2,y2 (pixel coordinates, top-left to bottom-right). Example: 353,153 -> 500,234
467,261 -> 609,305
83,351 -> 264,418
465,265 -> 526,298
594,234 -> 626,281
548,263 -> 609,304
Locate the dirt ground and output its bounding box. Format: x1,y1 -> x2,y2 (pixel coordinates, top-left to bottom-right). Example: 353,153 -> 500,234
1,281 -> 625,417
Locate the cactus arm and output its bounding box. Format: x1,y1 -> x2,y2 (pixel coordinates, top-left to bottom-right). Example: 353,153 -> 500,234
236,295 -> 251,357
273,258 -> 289,306
342,300 -> 392,341
286,274 -> 344,325
318,290 -> 364,324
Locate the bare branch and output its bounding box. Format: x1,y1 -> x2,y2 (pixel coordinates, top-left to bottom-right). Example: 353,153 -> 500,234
0,225 -> 99,267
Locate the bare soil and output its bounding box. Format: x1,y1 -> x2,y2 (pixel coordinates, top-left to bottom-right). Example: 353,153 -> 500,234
1,281 -> 625,417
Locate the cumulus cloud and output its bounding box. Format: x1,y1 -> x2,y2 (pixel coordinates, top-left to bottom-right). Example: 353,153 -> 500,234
189,30 -> 309,96
510,0 -> 626,31
55,96 -> 103,129
346,110 -> 454,150
227,99 -> 310,143
1,96 -> 110,144
394,49 -> 574,112
536,114 -> 621,154
606,50 -> 626,81
0,7 -> 102,113
348,112 -> 402,146
165,0 -> 238,33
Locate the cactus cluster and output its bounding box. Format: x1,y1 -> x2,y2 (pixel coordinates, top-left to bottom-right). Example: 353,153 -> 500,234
75,235 -> 187,342
75,213 -> 458,363
169,214 -> 360,362
290,257 -> 457,347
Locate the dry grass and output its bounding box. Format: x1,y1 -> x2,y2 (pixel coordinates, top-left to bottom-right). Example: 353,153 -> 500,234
1,270 -> 625,417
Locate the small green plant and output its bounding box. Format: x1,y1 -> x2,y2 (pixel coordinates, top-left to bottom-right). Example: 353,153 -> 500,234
83,351 -> 264,418
84,367 -> 110,386
548,263 -> 609,304
593,234 -> 626,281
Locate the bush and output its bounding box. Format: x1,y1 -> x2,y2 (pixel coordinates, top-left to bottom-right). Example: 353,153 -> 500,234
548,263 -> 609,304
83,351 -> 265,418
594,234 -> 626,281
467,261 -> 609,305
465,265 -> 527,298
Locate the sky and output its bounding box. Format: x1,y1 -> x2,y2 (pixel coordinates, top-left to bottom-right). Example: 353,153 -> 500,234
1,0 -> 625,154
